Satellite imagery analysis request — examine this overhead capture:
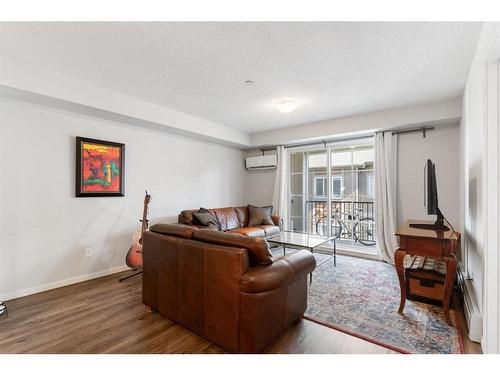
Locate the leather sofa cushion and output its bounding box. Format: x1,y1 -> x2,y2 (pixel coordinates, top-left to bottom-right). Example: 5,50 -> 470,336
212,207 -> 240,231
204,223 -> 220,231
255,225 -> 280,236
192,230 -> 273,266
227,227 -> 265,238
234,206 -> 249,228
180,206 -> 280,230
149,223 -> 198,239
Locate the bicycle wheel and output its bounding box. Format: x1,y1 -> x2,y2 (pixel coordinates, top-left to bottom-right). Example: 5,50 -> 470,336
315,216 -> 328,236
315,216 -> 342,238
353,218 -> 376,246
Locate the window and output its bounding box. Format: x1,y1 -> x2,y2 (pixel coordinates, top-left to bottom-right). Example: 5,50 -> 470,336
314,176 -> 327,196
332,176 -> 343,198
367,175 -> 375,198
314,176 -> 343,198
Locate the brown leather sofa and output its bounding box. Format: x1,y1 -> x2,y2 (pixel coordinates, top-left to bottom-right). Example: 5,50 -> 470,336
178,206 -> 281,238
142,223 -> 316,353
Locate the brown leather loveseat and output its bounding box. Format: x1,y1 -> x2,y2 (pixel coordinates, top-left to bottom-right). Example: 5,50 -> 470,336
178,206 -> 280,238
142,223 -> 316,353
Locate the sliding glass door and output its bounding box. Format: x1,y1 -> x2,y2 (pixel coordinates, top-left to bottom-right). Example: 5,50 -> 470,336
289,149 -> 328,234
288,140 -> 376,252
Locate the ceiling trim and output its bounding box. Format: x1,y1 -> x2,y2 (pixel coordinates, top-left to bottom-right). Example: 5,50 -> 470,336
250,97 -> 462,148
0,55 -> 463,150
0,55 -> 251,148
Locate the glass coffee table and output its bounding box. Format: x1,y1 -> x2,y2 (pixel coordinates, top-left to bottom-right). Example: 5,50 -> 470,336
267,231 -> 336,283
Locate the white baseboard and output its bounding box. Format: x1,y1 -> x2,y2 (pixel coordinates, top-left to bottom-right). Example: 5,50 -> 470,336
458,271 -> 483,343
463,280 -> 483,343
335,248 -> 380,260
316,245 -> 380,261
0,265 -> 130,302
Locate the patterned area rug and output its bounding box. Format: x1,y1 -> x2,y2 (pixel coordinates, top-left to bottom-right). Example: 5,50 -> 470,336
273,249 -> 464,354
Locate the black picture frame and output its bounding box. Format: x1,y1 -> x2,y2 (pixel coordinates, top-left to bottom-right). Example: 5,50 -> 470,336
75,136 -> 125,197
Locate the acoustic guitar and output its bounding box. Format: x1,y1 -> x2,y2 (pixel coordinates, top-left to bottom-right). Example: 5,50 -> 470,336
125,191 -> 151,270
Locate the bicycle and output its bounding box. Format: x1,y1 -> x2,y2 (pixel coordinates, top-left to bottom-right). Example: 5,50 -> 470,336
315,206 -> 376,246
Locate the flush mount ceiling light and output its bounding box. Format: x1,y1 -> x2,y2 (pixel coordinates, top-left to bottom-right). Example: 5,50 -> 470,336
275,99 -> 298,113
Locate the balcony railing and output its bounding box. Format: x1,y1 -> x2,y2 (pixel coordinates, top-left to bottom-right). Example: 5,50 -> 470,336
306,199 -> 375,244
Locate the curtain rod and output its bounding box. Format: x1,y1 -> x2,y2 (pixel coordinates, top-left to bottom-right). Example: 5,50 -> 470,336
259,134 -> 374,152
259,125 -> 435,152
390,126 -> 434,137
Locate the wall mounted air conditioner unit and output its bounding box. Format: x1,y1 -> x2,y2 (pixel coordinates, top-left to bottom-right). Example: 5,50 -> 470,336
245,154 -> 277,171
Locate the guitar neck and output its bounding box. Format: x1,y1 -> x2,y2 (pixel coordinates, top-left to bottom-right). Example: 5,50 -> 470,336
141,207 -> 149,233
140,193 -> 151,235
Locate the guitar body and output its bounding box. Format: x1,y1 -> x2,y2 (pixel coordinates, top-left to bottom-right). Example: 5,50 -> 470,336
124,191 -> 151,271
125,230 -> 143,269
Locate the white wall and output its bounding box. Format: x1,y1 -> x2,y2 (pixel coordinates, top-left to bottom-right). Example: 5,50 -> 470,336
461,55 -> 485,318
0,98 -> 246,301
243,150 -> 276,207
396,123 -> 460,229
460,23 -> 500,353
243,169 -> 276,207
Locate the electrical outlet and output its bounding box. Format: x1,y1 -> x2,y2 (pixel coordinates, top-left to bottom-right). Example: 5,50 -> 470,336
85,247 -> 94,257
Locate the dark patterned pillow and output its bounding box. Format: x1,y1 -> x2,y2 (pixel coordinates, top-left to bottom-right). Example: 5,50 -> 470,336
193,208 -> 222,231
247,204 -> 274,227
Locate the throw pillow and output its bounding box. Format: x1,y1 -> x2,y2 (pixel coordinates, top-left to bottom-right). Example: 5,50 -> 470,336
193,208 -> 222,231
247,204 -> 274,227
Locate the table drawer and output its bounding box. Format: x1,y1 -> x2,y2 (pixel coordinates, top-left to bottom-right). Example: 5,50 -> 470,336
403,237 -> 444,257
407,277 -> 444,302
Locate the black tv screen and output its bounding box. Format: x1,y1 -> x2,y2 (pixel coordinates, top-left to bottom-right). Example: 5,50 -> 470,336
410,159 -> 448,230
425,159 -> 438,215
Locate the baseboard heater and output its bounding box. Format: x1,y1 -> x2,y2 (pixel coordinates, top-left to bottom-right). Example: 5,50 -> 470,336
457,268 -> 482,343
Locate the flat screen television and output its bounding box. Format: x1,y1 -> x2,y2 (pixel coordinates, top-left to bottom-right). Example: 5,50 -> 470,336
409,159 -> 449,231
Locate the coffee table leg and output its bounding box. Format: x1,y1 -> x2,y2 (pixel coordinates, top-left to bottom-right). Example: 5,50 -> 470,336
334,238 -> 336,266
310,247 -> 314,284
283,244 -> 286,256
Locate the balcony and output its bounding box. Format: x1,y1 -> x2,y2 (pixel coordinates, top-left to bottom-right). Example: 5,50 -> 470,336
306,199 -> 376,247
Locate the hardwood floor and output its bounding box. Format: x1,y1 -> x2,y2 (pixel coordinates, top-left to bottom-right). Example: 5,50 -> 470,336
0,271 -> 480,354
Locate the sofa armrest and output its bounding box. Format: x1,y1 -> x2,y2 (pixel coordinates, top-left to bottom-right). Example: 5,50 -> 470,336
239,250 -> 316,293
281,250 -> 316,280
271,215 -> 281,227
240,259 -> 293,293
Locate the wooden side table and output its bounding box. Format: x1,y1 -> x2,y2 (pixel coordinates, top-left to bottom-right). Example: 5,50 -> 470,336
394,220 -> 460,325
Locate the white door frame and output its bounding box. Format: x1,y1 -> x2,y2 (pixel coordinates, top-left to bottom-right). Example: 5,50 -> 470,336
483,24 -> 500,354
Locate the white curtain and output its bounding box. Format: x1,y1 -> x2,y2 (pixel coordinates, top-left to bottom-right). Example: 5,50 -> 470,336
375,132 -> 399,264
272,146 -> 289,230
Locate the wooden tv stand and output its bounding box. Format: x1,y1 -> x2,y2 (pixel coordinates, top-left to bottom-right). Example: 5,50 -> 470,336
394,220 -> 460,325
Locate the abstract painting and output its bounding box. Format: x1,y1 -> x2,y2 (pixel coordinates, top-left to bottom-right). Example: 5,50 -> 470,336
76,137 -> 125,197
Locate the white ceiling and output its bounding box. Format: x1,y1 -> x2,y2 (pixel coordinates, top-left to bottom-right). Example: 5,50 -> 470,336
0,22 -> 482,134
